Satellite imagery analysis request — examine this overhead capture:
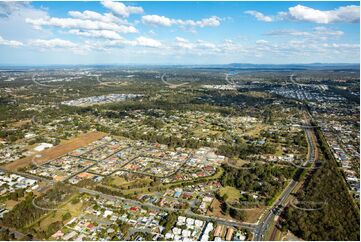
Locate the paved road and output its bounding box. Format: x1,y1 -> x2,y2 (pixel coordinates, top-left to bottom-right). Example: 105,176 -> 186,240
161,73 -> 189,88
225,73 -> 236,86
77,187 -> 257,231
31,197 -> 64,211
31,74 -> 62,88
0,168 -> 51,183
254,126 -> 317,241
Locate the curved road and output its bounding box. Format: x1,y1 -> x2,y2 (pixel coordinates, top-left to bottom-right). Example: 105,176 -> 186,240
160,73 -> 189,88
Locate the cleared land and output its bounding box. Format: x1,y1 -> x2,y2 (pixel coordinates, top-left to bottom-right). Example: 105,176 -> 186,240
108,176 -> 153,188
29,195 -> 85,239
11,119 -> 32,128
3,131 -> 106,171
219,186 -> 241,203
207,197 -> 265,223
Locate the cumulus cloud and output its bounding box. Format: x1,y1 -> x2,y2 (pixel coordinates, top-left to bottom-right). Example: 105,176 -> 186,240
27,38 -> 97,55
102,36 -> 162,48
279,4 -> 360,24
313,26 -> 344,36
266,27 -> 344,41
68,10 -> 127,24
174,37 -> 220,52
0,1 -> 27,18
132,36 -> 162,47
68,29 -> 124,40
266,29 -> 311,36
29,38 -> 77,48
0,2 -> 50,40
244,10 -> 273,22
196,40 -> 217,50
0,35 -> 23,47
142,15 -> 172,27
256,39 -> 269,44
68,30 -> 162,48
175,37 -> 193,49
101,0 -> 143,18
141,15 -> 221,28
26,16 -> 138,33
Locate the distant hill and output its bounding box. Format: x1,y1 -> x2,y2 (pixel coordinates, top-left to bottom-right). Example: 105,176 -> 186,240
200,63 -> 360,71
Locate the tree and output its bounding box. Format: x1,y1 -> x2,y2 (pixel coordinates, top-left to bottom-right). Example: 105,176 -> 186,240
62,212 -> 71,221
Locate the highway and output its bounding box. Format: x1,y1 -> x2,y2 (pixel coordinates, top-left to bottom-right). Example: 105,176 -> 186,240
253,74 -> 316,241
254,74 -> 318,240
253,126 -> 317,241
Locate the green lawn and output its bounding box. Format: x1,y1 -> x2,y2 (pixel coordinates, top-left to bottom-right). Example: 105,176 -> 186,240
219,186 -> 241,203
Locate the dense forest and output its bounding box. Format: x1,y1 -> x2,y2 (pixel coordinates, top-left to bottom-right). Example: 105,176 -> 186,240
281,128 -> 360,241
1,194 -> 46,228
1,183 -> 73,229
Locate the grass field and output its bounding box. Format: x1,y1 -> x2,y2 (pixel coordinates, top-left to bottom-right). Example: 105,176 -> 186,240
275,144 -> 283,156
29,194 -> 85,238
219,186 -> 241,203
226,159 -> 249,168
3,131 -> 106,171
207,198 -> 266,223
193,128 -> 221,138
11,119 -> 32,128
108,176 -> 153,188
245,124 -> 268,137
244,207 -> 266,223
281,231 -> 302,241
101,167 -> 224,196
206,199 -> 234,220
4,199 -> 22,210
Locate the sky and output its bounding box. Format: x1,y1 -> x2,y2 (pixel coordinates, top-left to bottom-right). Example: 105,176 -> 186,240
0,1 -> 359,65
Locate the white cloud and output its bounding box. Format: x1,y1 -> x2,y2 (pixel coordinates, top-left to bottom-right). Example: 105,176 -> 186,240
26,16 -> 137,33
322,43 -> 359,49
196,40 -> 217,50
256,39 -> 269,44
279,4 -> 360,24
245,5 -> 359,24
244,10 -> 273,22
28,38 -> 95,55
142,15 -> 173,26
222,40 -> 244,52
0,2 -> 50,40
141,15 -> 221,27
29,38 -> 77,48
68,10 -> 127,24
175,37 -> 193,49
313,26 -> 344,36
266,29 -> 311,36
68,29 -> 124,40
0,1 -> 27,18
102,36 -> 162,48
266,27 -> 344,41
0,35 -> 23,47
132,36 -> 162,48
101,0 -> 143,18
174,37 -> 220,52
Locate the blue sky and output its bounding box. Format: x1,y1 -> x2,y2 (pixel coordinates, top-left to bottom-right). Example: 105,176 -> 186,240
0,1 -> 359,65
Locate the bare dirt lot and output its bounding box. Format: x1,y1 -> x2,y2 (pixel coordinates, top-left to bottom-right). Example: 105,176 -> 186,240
11,119 -> 32,128
3,131 -> 106,171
